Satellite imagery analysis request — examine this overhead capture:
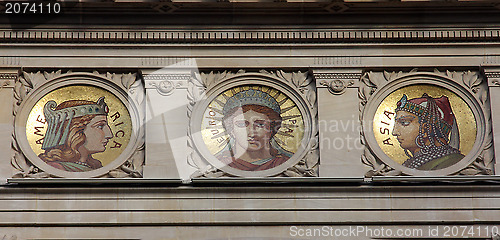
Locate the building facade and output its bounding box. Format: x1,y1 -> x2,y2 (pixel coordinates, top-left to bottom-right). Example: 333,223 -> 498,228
1,1 -> 500,239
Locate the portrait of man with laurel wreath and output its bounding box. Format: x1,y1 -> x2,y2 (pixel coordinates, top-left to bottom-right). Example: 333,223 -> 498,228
392,93 -> 465,170
37,97 -> 114,172
214,89 -> 294,171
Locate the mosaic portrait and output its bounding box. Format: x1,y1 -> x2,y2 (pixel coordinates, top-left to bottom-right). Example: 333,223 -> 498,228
201,85 -> 305,172
372,84 -> 477,171
25,85 -> 132,173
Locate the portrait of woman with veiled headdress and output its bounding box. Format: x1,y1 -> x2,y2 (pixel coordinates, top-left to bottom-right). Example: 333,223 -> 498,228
392,93 -> 464,170
38,97 -> 113,172
215,89 -> 293,171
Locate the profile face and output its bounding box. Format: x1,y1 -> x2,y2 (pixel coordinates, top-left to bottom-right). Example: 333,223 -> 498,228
23,84 -> 134,177
231,109 -> 272,153
82,115 -> 113,154
392,111 -> 420,152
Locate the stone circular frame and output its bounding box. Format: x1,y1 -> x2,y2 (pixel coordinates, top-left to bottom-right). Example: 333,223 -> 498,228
190,74 -> 313,177
14,73 -> 142,178
362,73 -> 486,176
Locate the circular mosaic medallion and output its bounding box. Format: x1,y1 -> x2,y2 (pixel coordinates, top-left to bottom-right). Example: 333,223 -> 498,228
191,79 -> 312,177
15,74 -> 140,178
363,74 -> 485,176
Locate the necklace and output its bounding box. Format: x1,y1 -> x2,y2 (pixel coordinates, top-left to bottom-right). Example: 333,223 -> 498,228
403,145 -> 460,169
74,161 -> 91,168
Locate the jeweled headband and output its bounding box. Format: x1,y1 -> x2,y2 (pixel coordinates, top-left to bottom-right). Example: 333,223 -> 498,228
42,97 -> 109,150
395,94 -> 453,136
223,89 -> 281,115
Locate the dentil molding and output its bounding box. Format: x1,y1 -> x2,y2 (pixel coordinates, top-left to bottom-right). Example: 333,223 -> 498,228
1,28 -> 499,44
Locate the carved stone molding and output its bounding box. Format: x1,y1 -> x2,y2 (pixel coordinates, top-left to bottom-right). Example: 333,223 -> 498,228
0,72 -> 17,88
313,57 -> 362,67
1,28 -> 499,44
319,79 -> 353,95
483,55 -> 500,65
313,71 -> 362,95
314,73 -> 362,80
485,72 -> 500,79
11,70 -> 145,178
140,58 -> 195,66
144,74 -> 190,96
1,57 -> 20,66
484,71 -> 500,87
0,73 -> 17,79
187,70 -> 319,178
359,69 -> 494,177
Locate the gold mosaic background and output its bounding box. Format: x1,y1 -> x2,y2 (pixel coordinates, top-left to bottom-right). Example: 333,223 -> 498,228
373,84 -> 477,164
201,85 -> 305,155
26,85 -> 132,167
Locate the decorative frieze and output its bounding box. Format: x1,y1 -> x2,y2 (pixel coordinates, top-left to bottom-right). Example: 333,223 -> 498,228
314,73 -> 361,80
1,28 -> 499,44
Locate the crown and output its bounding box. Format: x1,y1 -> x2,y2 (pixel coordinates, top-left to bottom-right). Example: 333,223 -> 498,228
42,97 -> 109,150
222,89 -> 281,115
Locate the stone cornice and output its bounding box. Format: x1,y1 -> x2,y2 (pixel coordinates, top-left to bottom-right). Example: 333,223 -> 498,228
1,28 -> 500,45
